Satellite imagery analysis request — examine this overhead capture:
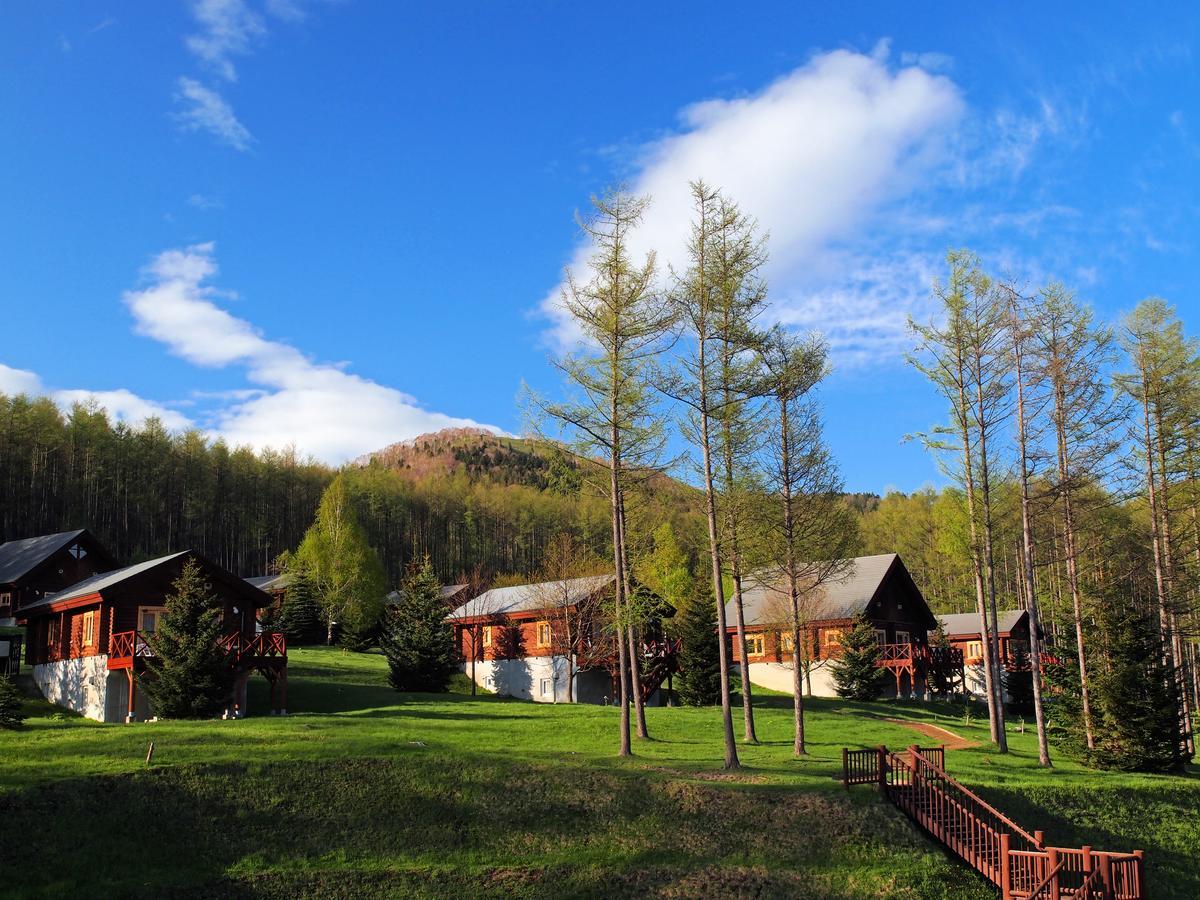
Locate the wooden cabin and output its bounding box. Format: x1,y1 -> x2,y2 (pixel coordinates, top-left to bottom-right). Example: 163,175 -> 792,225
20,550 -> 286,722
936,610 -> 1032,699
725,554 -> 952,699
448,575 -> 674,704
0,529 -> 118,626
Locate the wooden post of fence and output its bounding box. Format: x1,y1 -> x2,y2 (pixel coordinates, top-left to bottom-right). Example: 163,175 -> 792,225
877,745 -> 887,796
999,833 -> 1011,900
1098,854 -> 1113,900
1034,829 -> 1045,847
1047,847 -> 1060,900
1133,849 -> 1144,898
843,747 -> 849,790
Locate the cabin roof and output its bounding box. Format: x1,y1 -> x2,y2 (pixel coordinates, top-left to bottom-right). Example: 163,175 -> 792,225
937,610 -> 1027,639
21,550 -> 271,615
447,574 -> 614,620
387,583 -> 469,605
0,530 -> 89,584
729,554 -> 930,627
245,573 -> 290,592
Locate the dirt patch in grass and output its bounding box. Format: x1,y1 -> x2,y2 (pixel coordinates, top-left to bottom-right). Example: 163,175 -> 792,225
883,718 -> 978,751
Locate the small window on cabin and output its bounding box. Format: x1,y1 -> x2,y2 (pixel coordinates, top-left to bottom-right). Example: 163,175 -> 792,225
895,630 -> 910,646
536,621 -> 552,648
781,634 -> 795,653
824,628 -> 844,647
967,641 -> 983,661
139,606 -> 167,634
745,634 -> 765,656
540,678 -> 552,697
482,626 -> 492,647
47,619 -> 60,646
0,592 -> 10,611
81,611 -> 96,648
874,628 -> 888,646
69,543 -> 87,560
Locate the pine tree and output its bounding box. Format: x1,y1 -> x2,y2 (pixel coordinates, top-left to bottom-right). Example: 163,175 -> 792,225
380,556 -> 456,693
277,572 -> 324,645
675,591 -> 721,706
0,676 -> 26,729
1088,596 -> 1191,772
830,618 -> 884,701
140,558 -> 233,719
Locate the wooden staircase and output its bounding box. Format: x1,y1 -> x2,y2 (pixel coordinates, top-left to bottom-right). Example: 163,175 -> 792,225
638,638 -> 680,702
843,745 -> 1145,899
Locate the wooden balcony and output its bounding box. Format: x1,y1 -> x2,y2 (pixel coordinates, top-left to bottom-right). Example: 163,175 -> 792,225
108,630 -> 286,670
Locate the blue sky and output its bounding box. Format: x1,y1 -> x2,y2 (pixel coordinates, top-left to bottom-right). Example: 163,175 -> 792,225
1,2 -> 1196,492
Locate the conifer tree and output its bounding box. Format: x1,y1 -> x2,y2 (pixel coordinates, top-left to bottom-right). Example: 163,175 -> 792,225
277,571 -> 324,645
830,618 -> 884,701
675,590 -> 721,706
380,556 -> 456,693
0,676 -> 26,729
141,558 -> 233,718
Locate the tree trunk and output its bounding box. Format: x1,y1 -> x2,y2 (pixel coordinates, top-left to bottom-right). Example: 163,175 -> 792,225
975,372 -> 1009,753
779,393 -> 805,756
1011,317 -> 1051,766
617,491 -> 649,739
610,400 -> 631,757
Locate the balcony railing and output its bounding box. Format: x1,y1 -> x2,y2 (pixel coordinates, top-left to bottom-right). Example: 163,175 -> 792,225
109,629 -> 285,669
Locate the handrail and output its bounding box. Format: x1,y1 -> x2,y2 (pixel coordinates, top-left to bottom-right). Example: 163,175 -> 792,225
909,748 -> 1042,849
1025,860 -> 1066,899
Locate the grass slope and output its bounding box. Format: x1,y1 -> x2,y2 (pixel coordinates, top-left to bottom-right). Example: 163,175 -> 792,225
2,648 -> 1197,898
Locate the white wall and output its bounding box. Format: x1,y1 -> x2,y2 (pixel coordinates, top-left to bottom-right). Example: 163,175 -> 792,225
33,655 -> 110,721
739,660 -> 839,698
463,655 -> 609,703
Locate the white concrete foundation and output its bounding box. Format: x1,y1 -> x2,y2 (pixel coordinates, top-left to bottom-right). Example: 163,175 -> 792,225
33,655 -> 110,721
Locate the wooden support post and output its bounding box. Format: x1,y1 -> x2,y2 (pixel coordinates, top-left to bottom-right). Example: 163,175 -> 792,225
1034,829 -> 1045,848
279,668 -> 288,715
842,747 -> 849,790
1098,854 -> 1113,900
877,745 -> 888,796
999,833 -> 1011,900
1047,847 -> 1060,900
1133,849 -> 1144,898
126,669 -> 136,723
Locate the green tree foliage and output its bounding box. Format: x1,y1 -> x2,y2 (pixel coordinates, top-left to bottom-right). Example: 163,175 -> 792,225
1053,591 -> 1191,772
380,556 -> 457,692
675,591 -> 722,706
140,559 -> 233,718
277,571 -> 324,646
830,618 -> 884,701
0,676 -> 26,729
293,475 -> 387,647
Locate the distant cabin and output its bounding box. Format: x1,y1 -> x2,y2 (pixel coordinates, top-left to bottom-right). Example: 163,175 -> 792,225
725,553 -> 944,699
13,536 -> 287,722
0,529 -> 118,627
387,583 -> 472,610
448,574 -> 674,705
936,609 -> 1033,699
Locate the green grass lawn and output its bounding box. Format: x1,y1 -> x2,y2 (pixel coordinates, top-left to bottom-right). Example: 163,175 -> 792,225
2,648 -> 1197,898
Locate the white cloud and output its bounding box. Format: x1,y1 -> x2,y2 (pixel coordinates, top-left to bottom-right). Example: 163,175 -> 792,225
187,193 -> 224,210
174,77 -> 254,150
540,47 -> 964,363
123,243 -> 503,462
0,363 -> 191,429
184,0 -> 265,82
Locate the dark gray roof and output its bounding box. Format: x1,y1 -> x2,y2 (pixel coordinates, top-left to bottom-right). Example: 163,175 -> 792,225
0,530 -> 88,584
19,552 -> 190,614
937,610 -> 1027,638
246,574 -> 290,592
728,554 -> 903,627
448,574 -> 614,620
387,583 -> 470,606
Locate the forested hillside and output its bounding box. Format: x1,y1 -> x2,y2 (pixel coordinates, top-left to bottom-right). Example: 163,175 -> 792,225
0,398 -> 705,584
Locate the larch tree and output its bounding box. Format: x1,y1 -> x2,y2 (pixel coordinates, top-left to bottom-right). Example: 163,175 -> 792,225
292,474 -> 387,647
909,250 -> 1008,751
1000,282 -> 1052,767
758,325 -> 856,755
661,181 -> 741,769
711,193 -> 771,745
1119,298 -> 1198,751
531,188 -> 674,756
1037,285 -> 1125,751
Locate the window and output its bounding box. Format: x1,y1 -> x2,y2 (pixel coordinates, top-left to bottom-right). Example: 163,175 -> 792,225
824,628 -> 844,647
482,625 -> 493,647
81,610 -> 97,648
540,678 -> 553,697
68,543 -> 87,560
895,630 -> 910,646
874,628 -> 888,646
781,633 -> 795,653
139,606 -> 167,634
0,592 -> 10,612
744,634 -> 765,656
966,641 -> 983,662
536,621 -> 552,648
47,618 -> 60,647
